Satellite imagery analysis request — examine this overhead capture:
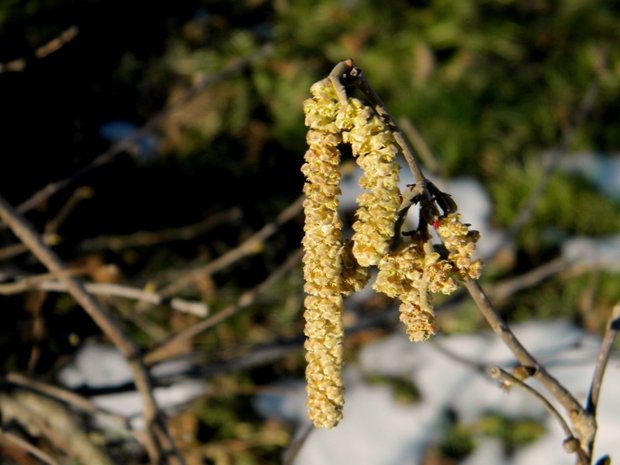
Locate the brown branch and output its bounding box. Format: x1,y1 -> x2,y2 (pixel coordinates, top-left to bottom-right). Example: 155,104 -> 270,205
585,301 -> 620,457
0,26 -> 78,74
146,247 -> 304,365
0,233 -> 60,261
463,279 -> 596,450
282,423 -> 314,465
0,193 -> 184,465
0,279 -> 208,317
0,264 -> 115,289
5,373 -> 132,429
489,367 -> 587,464
0,390 -> 114,465
77,206 -> 242,252
158,195 -> 304,297
398,117 -> 442,176
487,257 -> 574,301
0,430 -> 61,465
0,43 -> 273,230
44,186 -> 93,234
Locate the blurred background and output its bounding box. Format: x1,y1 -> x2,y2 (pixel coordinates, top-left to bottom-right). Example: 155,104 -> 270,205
1,0 -> 620,464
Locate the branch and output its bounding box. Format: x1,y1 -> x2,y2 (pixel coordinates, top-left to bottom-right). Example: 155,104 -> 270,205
282,423 -> 314,465
44,186 -> 93,234
158,195 -> 304,296
0,193 -> 184,465
0,233 -> 60,261
585,301 -> 620,456
0,430 -> 61,465
463,279 -> 596,449
0,279 -> 208,317
0,43 -> 273,230
398,117 -> 442,176
489,367 -> 587,464
77,206 -> 242,252
0,25 -> 79,74
146,247 -> 303,364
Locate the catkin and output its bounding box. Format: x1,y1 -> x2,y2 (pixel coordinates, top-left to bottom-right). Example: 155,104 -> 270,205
338,99 -> 402,267
301,79 -> 346,428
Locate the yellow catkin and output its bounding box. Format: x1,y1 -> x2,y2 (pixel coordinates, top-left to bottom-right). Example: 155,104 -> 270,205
301,79 -> 346,428
337,99 -> 402,267
436,213 -> 484,280
373,235 -> 460,342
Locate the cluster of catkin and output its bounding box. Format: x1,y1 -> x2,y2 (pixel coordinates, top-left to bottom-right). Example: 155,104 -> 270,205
301,77 -> 483,428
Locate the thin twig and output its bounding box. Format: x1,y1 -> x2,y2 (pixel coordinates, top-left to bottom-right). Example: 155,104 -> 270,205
146,247 -> 304,365
0,193 -> 184,465
77,206 -> 242,252
44,186 -> 93,234
0,430 -> 61,465
0,279 -> 208,317
487,257 -> 574,301
0,233 -> 60,261
0,25 -> 79,74
0,44 -> 273,231
5,373 -> 132,429
489,367 -> 588,464
158,195 -> 304,297
282,422 -> 314,465
398,117 -> 441,176
585,301 -> 620,457
463,279 -> 596,449
0,264 -> 115,288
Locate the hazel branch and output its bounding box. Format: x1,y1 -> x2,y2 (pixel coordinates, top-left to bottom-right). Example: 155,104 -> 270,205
463,279 -> 595,449
0,430 -> 61,465
158,195 -> 303,296
489,367 -> 587,464
145,247 -> 304,364
0,193 -> 184,465
0,278 -> 208,317
585,301 -> 620,456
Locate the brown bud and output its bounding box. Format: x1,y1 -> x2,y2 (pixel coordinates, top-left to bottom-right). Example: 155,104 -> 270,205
562,436 -> 580,454
511,365 -> 537,381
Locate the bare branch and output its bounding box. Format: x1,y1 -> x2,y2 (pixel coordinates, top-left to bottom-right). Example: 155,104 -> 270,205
77,206 -> 242,252
146,247 -> 303,365
489,367 -> 588,464
484,77 -> 601,262
0,233 -> 60,261
0,25 -> 79,74
0,193 -> 184,465
0,279 -> 208,317
0,430 -> 61,465
44,186 -> 93,234
585,301 -> 620,456
158,195 -> 304,296
398,117 -> 442,176
463,279 -> 596,449
0,43 -> 273,229
282,423 -> 314,465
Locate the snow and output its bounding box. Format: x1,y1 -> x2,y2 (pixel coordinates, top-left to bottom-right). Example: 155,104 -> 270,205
57,342 -> 206,431
255,319 -> 620,465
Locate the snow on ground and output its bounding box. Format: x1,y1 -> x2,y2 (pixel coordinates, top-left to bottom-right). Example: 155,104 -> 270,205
255,319 -> 620,465
57,342 -> 206,431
